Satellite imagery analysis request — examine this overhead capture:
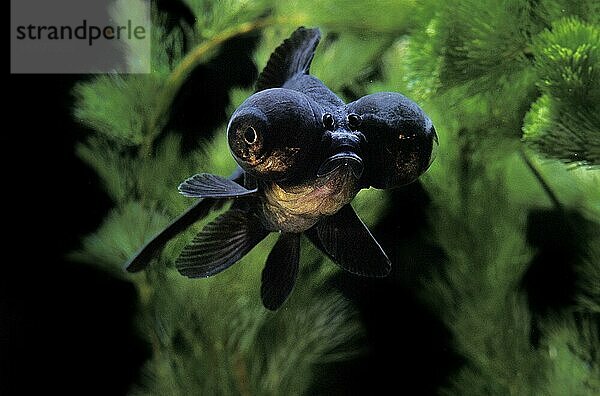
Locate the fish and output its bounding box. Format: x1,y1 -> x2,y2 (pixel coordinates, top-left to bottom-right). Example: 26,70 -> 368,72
126,27 -> 439,310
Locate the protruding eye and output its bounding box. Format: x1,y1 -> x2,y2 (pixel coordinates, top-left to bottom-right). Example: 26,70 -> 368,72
346,92 -> 438,189
243,126 -> 258,145
322,113 -> 335,130
229,121 -> 266,167
347,113 -> 362,129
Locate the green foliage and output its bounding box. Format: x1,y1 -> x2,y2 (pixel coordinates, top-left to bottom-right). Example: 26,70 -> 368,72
74,75 -> 161,146
540,316 -> 600,395
523,94 -> 600,166
576,241 -> 600,314
435,0 -> 539,92
418,120 -> 543,395
131,257 -> 362,395
72,0 -> 599,394
77,135 -> 207,206
523,17 -> 600,166
274,0 -> 426,34
183,0 -> 272,39
70,202 -> 171,278
373,0 -> 599,393
533,17 -> 600,104
310,34 -> 390,97
402,1 -> 600,393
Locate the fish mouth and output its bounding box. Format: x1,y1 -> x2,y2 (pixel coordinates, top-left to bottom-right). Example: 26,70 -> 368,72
317,152 -> 364,180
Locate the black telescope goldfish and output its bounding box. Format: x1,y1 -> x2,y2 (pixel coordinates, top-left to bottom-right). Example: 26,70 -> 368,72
126,27 -> 438,310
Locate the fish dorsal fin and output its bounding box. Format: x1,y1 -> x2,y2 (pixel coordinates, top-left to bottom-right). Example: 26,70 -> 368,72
306,205 -> 391,277
255,27 -> 321,92
176,209 -> 269,278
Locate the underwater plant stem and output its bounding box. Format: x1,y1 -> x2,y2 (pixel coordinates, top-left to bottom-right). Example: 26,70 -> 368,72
520,147 -> 563,210
140,16 -> 299,157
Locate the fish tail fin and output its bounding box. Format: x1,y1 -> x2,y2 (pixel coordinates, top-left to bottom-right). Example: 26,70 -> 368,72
125,168 -> 246,272
175,208 -> 269,278
255,27 -> 321,92
125,198 -> 222,272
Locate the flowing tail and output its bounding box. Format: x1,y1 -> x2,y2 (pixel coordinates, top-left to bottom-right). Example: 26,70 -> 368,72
125,168 -> 248,272
125,198 -> 221,272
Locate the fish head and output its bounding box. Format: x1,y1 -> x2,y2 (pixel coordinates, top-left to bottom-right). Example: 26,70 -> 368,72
227,88 -> 322,181
346,92 -> 438,189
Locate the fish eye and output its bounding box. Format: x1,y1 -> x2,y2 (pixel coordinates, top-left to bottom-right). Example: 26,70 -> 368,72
243,126 -> 258,145
322,113 -> 335,130
347,113 -> 362,129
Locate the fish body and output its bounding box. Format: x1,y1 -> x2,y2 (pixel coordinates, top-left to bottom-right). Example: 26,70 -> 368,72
126,27 -> 438,310
259,167 -> 360,233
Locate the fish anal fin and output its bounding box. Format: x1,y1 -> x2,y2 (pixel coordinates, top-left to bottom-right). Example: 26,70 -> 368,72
260,233 -> 301,310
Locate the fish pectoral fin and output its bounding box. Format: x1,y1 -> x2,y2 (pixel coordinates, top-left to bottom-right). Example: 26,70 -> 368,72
307,205 -> 391,277
255,27 -> 321,92
260,233 -> 301,311
175,209 -> 268,278
178,173 -> 257,198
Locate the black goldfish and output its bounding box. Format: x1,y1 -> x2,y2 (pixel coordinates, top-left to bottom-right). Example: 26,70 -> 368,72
126,27 -> 438,310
